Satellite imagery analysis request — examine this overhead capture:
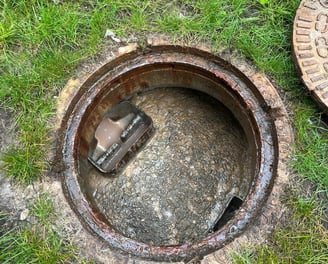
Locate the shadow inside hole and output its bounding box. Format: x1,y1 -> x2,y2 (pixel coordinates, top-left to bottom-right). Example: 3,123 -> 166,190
210,196 -> 243,233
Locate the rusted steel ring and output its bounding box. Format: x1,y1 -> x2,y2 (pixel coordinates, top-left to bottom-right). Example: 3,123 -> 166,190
58,45 -> 279,262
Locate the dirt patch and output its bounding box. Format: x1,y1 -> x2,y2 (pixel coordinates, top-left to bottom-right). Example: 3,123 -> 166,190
0,109 -> 17,231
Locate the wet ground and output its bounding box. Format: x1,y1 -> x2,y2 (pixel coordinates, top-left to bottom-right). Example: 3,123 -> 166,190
86,87 -> 253,246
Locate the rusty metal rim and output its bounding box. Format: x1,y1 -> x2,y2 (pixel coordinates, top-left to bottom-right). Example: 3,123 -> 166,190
58,45 -> 278,262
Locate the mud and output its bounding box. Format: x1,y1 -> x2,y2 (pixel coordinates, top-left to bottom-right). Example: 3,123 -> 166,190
86,87 -> 252,246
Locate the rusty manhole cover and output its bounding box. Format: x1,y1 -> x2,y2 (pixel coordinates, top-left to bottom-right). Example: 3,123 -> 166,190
57,44 -> 287,262
293,0 -> 328,113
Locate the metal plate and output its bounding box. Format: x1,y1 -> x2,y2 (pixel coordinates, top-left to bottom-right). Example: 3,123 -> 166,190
293,0 -> 328,113
88,101 -> 153,174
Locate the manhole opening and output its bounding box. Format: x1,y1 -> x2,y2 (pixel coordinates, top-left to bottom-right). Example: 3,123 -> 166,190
59,45 -> 278,262
85,87 -> 251,246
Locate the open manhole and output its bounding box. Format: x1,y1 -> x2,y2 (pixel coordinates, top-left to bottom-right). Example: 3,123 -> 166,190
58,45 -> 281,262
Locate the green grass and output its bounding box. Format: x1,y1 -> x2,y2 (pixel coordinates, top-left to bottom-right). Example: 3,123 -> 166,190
233,198 -> 328,264
0,228 -> 78,264
294,103 -> 328,192
30,193 -> 56,225
0,194 -> 81,264
0,0 -> 327,262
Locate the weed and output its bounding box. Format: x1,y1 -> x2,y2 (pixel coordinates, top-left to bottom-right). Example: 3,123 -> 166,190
294,103 -> 328,192
30,193 -> 56,225
0,195 -> 83,264
0,227 -> 78,263
0,0 -> 91,184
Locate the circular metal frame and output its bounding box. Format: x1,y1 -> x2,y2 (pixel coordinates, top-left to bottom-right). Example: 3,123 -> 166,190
58,45 -> 278,262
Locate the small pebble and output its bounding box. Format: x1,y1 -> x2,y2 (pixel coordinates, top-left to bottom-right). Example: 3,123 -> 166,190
20,208 -> 29,221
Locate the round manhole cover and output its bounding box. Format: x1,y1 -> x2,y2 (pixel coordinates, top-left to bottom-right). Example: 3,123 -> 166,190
57,43 -> 289,262
293,0 -> 328,113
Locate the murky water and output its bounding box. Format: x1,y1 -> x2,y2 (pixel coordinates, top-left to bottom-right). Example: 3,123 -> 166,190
86,87 -> 252,246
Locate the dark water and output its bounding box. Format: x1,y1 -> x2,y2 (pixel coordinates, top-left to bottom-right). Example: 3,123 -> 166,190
87,87 -> 252,246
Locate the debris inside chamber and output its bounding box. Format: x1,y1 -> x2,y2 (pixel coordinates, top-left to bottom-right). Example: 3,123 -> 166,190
88,101 -> 153,174
87,88 -> 253,246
